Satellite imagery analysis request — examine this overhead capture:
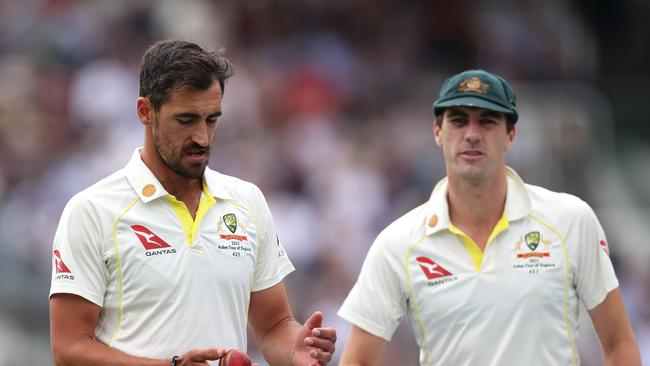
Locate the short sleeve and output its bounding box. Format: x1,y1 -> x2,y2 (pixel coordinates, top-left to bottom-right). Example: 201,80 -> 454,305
338,230 -> 407,341
49,195 -> 109,306
250,185 -> 295,292
572,201 -> 619,310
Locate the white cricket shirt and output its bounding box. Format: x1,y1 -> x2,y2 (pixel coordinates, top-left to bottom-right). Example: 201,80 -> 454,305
338,167 -> 618,366
50,149 -> 294,360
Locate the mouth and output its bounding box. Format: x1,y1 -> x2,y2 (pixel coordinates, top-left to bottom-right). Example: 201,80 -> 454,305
459,150 -> 484,160
185,148 -> 209,162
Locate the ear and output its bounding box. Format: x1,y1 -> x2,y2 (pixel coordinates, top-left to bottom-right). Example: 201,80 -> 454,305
433,120 -> 443,147
505,124 -> 516,150
136,97 -> 153,126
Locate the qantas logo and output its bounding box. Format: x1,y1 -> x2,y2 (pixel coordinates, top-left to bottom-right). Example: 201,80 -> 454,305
53,250 -> 74,280
131,225 -> 171,249
416,256 -> 453,280
131,225 -> 176,256
53,250 -> 71,273
599,240 -> 610,255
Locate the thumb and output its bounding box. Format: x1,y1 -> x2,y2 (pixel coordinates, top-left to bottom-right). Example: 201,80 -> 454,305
303,311 -> 323,331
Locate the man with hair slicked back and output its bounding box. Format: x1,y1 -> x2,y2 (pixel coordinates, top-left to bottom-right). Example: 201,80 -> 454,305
49,39 -> 336,366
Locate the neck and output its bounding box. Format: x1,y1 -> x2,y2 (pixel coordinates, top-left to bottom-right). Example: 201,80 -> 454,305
447,168 -> 508,233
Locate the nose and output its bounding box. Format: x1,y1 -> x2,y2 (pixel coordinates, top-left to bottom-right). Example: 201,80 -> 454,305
192,121 -> 210,147
464,119 -> 481,144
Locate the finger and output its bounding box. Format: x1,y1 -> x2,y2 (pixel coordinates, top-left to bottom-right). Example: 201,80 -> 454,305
304,337 -> 335,353
309,349 -> 333,363
303,311 -> 324,331
188,348 -> 227,361
311,327 -> 337,342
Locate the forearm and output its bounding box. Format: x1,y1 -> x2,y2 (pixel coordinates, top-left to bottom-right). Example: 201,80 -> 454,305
605,338 -> 641,366
256,316 -> 302,366
53,336 -> 169,366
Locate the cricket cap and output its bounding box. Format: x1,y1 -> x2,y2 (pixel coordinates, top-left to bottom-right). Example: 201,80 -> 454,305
433,69 -> 518,123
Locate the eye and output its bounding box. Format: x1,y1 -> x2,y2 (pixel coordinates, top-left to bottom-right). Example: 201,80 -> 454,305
206,116 -> 219,124
450,117 -> 467,127
177,117 -> 193,124
480,118 -> 497,125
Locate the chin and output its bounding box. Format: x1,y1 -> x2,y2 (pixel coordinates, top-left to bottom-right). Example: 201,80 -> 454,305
455,165 -> 489,182
173,164 -> 207,180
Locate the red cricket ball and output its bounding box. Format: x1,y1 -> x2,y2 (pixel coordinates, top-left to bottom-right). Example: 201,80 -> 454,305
219,349 -> 252,366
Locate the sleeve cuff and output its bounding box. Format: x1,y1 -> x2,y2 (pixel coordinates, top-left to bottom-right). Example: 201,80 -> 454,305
49,285 -> 104,307
582,278 -> 619,310
251,263 -> 295,292
337,307 -> 393,341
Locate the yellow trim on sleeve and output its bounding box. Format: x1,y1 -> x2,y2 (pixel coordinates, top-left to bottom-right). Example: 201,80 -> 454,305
166,181 -> 216,246
529,213 -> 578,366
449,213 -> 509,272
109,196 -> 140,346
406,235 -> 432,365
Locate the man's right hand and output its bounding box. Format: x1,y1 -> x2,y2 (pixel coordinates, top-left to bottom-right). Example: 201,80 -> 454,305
51,294 -> 231,366
173,348 -> 227,365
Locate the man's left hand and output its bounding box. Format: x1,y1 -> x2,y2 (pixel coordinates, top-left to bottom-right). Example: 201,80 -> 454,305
291,311 -> 336,366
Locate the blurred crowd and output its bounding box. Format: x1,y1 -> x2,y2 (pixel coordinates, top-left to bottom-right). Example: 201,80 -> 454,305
0,1 -> 648,365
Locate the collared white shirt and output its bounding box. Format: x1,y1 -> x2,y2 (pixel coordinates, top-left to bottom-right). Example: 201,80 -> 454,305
338,167 -> 617,366
50,148 -> 294,360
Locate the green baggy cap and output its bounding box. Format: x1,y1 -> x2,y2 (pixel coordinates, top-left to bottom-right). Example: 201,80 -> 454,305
433,69 -> 518,123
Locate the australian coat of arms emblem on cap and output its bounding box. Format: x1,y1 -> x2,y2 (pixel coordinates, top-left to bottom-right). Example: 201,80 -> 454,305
458,77 -> 489,94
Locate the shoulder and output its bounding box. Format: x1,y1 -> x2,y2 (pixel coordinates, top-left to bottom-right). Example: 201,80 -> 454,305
525,183 -> 596,224
204,169 -> 268,206
374,201 -> 430,252
62,168 -> 136,219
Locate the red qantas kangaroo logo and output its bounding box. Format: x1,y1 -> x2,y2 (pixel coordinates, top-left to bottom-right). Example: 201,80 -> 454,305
53,250 -> 71,273
416,256 -> 453,280
131,225 -> 171,250
599,240 -> 609,255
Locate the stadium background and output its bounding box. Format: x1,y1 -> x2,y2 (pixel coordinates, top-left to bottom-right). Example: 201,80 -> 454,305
0,0 -> 648,365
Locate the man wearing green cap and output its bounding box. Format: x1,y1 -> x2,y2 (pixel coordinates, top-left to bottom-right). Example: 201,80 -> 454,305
337,70 -> 640,365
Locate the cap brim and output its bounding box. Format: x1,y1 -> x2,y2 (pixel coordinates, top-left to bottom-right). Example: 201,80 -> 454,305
434,96 -> 513,115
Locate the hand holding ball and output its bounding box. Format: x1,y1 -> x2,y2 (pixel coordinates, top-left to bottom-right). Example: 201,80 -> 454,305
219,349 -> 252,366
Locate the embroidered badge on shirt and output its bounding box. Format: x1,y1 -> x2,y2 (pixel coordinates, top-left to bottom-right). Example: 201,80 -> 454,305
223,213 -> 238,233
131,225 -> 177,257
216,213 -> 251,257
513,231 -> 556,274
416,256 -> 458,286
599,239 -> 610,255
53,250 -> 75,280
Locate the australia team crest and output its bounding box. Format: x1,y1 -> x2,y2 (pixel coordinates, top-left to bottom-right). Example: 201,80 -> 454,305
222,213 -> 238,233
516,231 -> 551,258
513,230 -> 557,274
216,213 -> 251,257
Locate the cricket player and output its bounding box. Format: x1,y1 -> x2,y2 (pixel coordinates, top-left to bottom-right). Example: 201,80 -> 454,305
337,69 -> 640,365
49,40 -> 336,366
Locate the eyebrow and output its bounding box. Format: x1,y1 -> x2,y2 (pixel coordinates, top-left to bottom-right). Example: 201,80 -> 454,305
480,110 -> 502,118
173,111 -> 222,119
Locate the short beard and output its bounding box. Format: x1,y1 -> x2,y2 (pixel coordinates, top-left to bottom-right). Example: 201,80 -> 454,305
152,122 -> 207,180
159,147 -> 206,179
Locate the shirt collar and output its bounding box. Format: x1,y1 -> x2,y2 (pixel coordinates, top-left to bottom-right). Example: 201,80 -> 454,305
125,148 -> 169,203
202,167 -> 232,200
424,166 -> 531,236
125,148 -> 232,203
